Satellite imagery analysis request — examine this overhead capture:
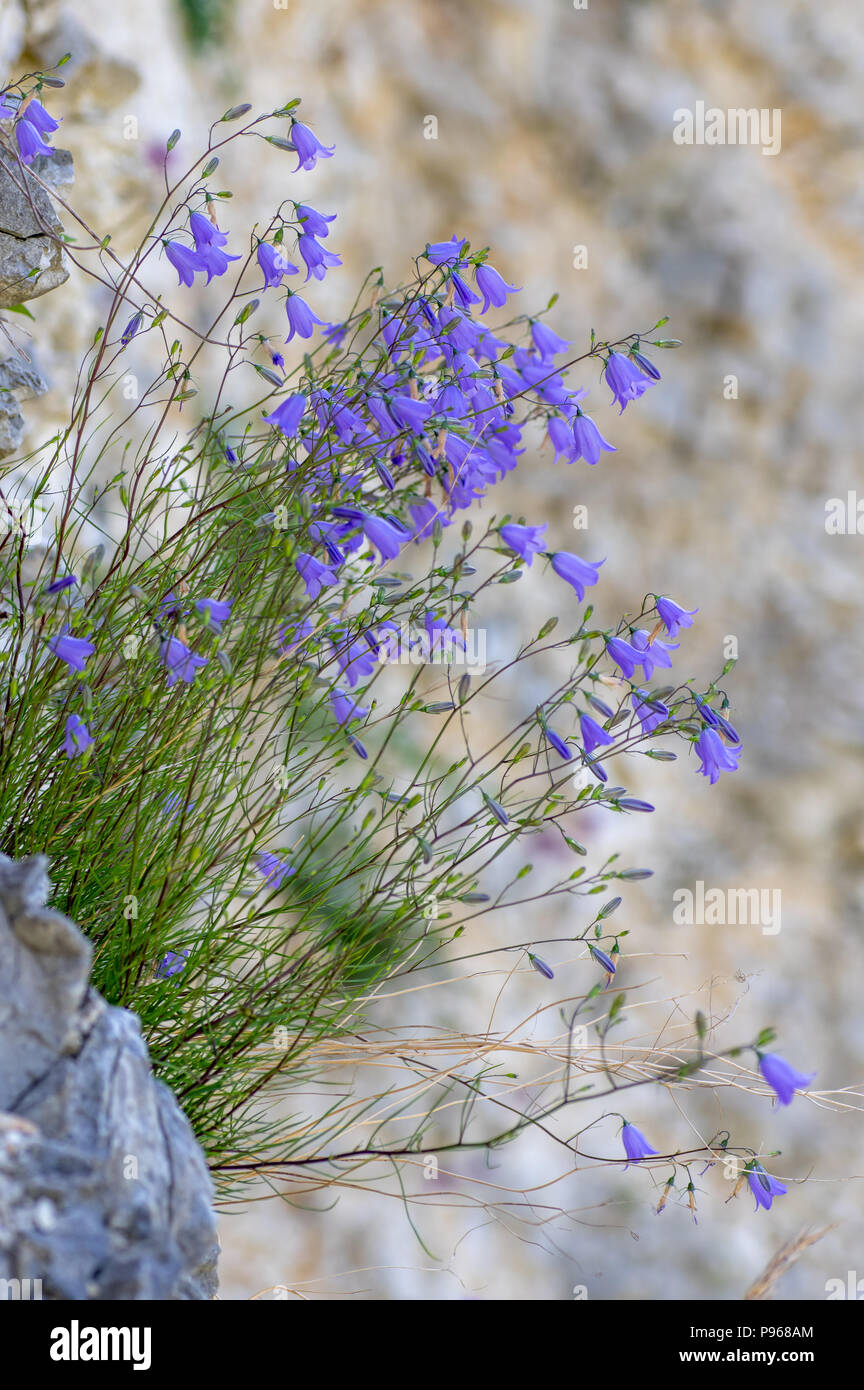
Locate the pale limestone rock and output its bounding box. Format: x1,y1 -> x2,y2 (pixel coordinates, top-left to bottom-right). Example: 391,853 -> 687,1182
0,854 -> 219,1300
0,351 -> 48,457
0,143 -> 69,308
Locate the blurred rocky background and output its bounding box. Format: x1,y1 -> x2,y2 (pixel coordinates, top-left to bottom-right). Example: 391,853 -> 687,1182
2,0 -> 862,1299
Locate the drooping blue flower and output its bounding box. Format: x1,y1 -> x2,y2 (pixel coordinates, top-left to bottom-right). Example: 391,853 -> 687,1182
606,636 -> 644,680
0,92 -> 17,121
330,689 -> 370,726
388,394 -> 432,435
475,263 -> 520,313
547,415 -> 578,463
48,629 -> 95,673
604,350 -> 654,412
285,292 -> 327,342
366,395 -> 400,438
163,240 -> 206,287
257,242 -> 298,287
621,1121 -> 658,1166
295,551 -> 339,599
381,312 -> 413,357
758,1052 -> 815,1107
435,304 -> 480,354
572,410 -> 617,466
475,324 -> 510,360
434,382 -> 468,416
631,691 -> 669,736
256,851 -> 296,891
499,522 -> 547,565
63,713 -> 94,760
290,120 -> 335,171
157,592 -> 188,624
296,203 -> 336,238
451,270 -> 481,309
308,518 -> 352,566
423,612 -> 466,660
424,235 -> 468,265
160,636 -> 208,687
331,629 -> 380,686
694,726 -> 741,785
515,355 -> 571,406
322,321 -> 349,348
746,1162 -> 788,1212
530,320 -> 569,361
409,497 -> 450,543
320,393 -> 365,442
15,117 -> 53,164
277,616 -> 314,653
579,712 -> 614,756
155,949 -> 189,981
24,98 -> 60,136
695,699 -> 740,745
194,597 -> 233,632
189,210 -> 229,249
297,233 -> 343,282
264,393 -> 307,436
196,241 -> 242,283
470,382 -> 504,426
355,511 -> 408,563
550,551 -> 604,600
44,574 -> 77,594
630,628 -> 679,681
656,596 -> 698,638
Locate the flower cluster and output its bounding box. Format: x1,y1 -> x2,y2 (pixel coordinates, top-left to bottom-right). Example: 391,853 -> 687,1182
622,1044 -> 815,1215
1,87 -> 61,164
0,75 -> 817,1236
164,210 -> 242,287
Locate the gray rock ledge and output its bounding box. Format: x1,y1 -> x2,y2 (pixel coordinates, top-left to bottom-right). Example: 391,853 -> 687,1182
0,853 -> 219,1300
